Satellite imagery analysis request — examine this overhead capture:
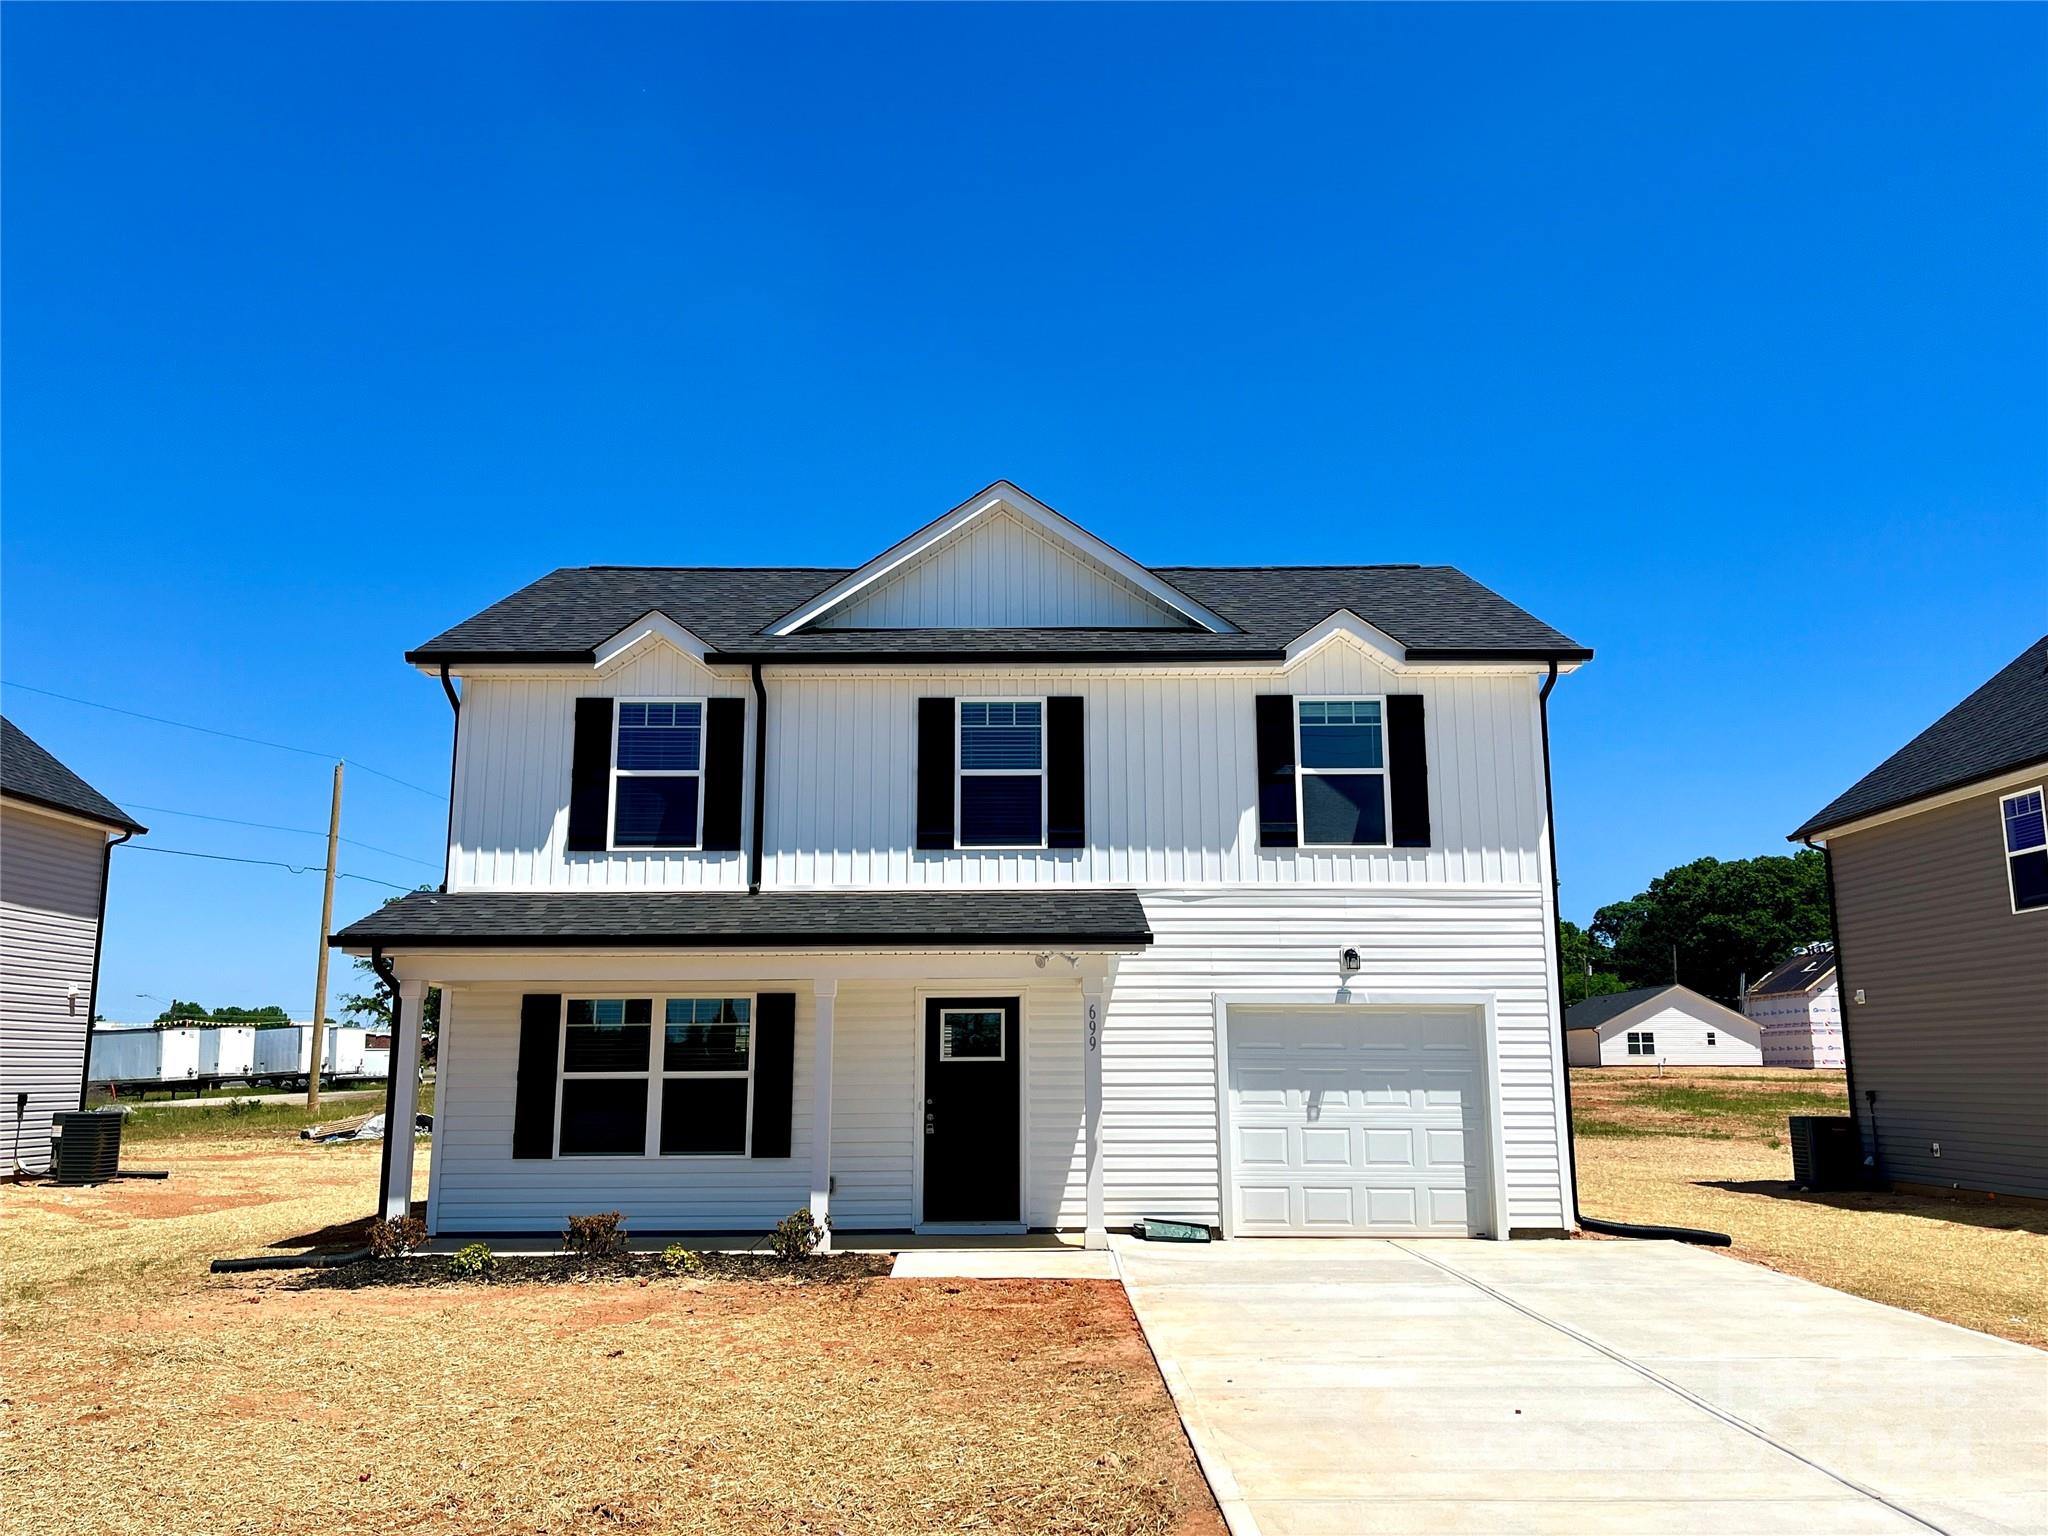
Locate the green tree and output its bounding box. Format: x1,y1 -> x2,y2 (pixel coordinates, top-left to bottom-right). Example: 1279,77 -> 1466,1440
153,999 -> 210,1025
1557,919 -> 1629,1006
1589,850 -> 1831,1003
209,1004 -> 293,1025
337,888 -> 440,1057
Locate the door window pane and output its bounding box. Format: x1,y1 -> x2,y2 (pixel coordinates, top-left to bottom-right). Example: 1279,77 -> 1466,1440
941,1010 -> 1005,1061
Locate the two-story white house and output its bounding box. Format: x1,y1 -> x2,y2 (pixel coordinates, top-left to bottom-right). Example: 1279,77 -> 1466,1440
335,484 -> 1591,1247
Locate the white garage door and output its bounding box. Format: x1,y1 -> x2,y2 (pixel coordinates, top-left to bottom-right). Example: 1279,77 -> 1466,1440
1226,1007 -> 1490,1237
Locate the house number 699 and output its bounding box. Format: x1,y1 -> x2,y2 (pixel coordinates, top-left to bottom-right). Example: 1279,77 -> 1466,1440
1087,1003 -> 1098,1054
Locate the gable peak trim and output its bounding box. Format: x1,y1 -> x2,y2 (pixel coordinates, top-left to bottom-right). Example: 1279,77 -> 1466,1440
764,481 -> 1240,637
592,610 -> 715,669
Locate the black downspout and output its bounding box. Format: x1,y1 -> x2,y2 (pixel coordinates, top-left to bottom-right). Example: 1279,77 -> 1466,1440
1540,660 -> 1729,1246
1804,835 -> 1875,1181
76,830 -> 135,1111
439,665 -> 460,893
749,663 -> 768,894
370,947 -> 402,1212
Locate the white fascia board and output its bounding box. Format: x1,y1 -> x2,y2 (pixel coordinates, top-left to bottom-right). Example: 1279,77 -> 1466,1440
592,611 -> 715,670
764,481 -> 1239,636
1283,610 -> 1410,670
362,948 -> 1142,984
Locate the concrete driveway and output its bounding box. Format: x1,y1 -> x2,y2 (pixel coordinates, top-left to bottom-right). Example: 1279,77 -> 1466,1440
1114,1236 -> 2047,1536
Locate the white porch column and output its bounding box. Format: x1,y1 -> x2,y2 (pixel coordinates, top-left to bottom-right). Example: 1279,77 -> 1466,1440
1081,960 -> 1111,1251
810,978 -> 836,1252
380,977 -> 427,1220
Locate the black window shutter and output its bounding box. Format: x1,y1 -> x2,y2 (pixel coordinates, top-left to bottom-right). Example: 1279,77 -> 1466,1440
1047,695 -> 1085,849
1387,695 -> 1432,848
1254,695 -> 1299,849
565,698 -> 615,852
513,994 -> 561,1159
750,991 -> 796,1158
701,697 -> 746,852
916,698 -> 956,851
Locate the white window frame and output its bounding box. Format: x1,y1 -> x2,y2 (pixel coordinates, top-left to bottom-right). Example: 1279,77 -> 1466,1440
608,696 -> 708,853
938,1006 -> 1008,1064
2000,785 -> 2047,916
1625,1030 -> 1655,1057
1294,695 -> 1394,850
955,697 -> 1048,852
555,992 -> 757,1159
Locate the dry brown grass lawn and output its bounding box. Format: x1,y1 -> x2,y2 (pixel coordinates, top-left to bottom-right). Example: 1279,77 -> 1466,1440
1,1131 -> 1220,1536
1572,1067 -> 2048,1349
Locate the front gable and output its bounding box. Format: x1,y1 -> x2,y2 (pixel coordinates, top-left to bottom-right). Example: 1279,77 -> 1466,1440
768,482 -> 1237,635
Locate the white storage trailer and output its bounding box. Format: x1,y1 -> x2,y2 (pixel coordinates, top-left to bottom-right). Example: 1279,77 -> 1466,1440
88,1027 -> 202,1087
249,1025 -> 390,1086
197,1026 -> 256,1079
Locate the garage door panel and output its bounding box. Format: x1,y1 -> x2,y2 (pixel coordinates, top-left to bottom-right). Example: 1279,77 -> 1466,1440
1228,1008 -> 1489,1238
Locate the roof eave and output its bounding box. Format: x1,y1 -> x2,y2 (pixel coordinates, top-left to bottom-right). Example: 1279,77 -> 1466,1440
1791,755 -> 2048,842
0,787 -> 147,836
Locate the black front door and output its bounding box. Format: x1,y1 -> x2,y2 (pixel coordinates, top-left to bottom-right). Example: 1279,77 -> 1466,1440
922,996 -> 1021,1223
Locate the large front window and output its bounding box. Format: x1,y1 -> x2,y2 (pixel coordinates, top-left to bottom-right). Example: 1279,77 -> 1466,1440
957,700 -> 1045,848
2003,787 -> 2047,913
611,700 -> 704,850
558,995 -> 754,1156
1296,697 -> 1389,847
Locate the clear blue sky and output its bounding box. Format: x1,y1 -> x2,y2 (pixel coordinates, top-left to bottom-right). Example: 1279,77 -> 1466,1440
4,5 -> 2042,1019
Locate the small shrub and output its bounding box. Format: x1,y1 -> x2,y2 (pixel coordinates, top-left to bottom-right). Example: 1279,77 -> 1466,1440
367,1213 -> 427,1259
769,1207 -> 826,1263
564,1210 -> 628,1264
448,1242 -> 497,1281
659,1243 -> 704,1276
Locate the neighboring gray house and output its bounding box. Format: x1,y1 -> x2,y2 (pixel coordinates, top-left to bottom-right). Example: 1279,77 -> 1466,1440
0,717 -> 145,1173
1793,635 -> 2048,1201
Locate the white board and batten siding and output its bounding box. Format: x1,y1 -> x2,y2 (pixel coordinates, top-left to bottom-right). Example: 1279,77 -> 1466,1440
815,507 -> 1182,629
0,801 -> 108,1172
448,641 -> 1551,894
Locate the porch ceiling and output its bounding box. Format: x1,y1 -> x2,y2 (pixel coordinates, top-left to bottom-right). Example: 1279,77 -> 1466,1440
331,888 -> 1153,951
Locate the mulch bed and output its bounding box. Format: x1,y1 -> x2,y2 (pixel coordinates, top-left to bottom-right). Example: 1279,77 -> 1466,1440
298,1250 -> 897,1289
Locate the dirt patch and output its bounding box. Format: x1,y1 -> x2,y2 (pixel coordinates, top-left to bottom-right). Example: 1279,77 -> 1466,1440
1572,1068 -> 2047,1347
1,1130 -> 1222,1536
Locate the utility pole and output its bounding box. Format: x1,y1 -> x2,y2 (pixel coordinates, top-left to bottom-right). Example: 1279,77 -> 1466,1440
307,762 -> 343,1111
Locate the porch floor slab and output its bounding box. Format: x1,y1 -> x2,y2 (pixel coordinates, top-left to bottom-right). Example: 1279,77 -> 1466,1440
1114,1235 -> 2048,1536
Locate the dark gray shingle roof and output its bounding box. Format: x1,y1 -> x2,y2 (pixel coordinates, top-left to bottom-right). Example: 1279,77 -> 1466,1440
1564,985 -> 1679,1033
1794,636 -> 2048,839
0,717 -> 146,834
406,564 -> 1587,666
333,888 -> 1153,949
1747,951 -> 1836,997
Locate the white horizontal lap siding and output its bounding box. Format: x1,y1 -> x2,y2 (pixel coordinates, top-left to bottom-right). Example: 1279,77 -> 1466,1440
1598,1003 -> 1759,1066
1105,887 -> 1565,1232
818,509 -> 1180,629
1025,986 -> 1086,1228
827,982 -> 916,1229
0,804 -> 106,1172
430,985 -> 813,1234
763,658 -> 1544,888
450,649 -> 754,891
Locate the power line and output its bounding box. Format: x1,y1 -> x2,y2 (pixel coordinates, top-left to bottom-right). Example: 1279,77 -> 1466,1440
120,801 -> 440,869
120,842 -> 417,892
2,680 -> 447,801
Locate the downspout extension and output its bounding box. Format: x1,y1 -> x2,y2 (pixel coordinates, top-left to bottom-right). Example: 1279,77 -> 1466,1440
370,948 -> 403,1210
1541,661 -> 1729,1248
76,830 -> 135,1111
1804,835 -> 1876,1183
439,665 -> 460,894
749,664 -> 768,894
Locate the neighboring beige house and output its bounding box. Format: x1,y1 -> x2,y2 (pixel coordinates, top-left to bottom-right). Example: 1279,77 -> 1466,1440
1565,984 -> 1761,1067
1741,949 -> 1843,1068
1792,634 -> 2047,1201
0,717 -> 145,1174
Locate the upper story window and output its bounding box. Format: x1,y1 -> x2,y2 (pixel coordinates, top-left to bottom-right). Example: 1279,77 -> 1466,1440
957,700 -> 1045,849
1296,698 -> 1389,847
2002,787 -> 2047,913
611,700 -> 703,850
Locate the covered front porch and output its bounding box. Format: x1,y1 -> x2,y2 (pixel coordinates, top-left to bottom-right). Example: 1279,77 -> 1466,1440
335,890 -> 1153,1253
